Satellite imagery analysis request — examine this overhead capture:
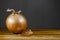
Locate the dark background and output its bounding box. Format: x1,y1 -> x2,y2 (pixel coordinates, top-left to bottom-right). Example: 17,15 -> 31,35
0,0 -> 60,30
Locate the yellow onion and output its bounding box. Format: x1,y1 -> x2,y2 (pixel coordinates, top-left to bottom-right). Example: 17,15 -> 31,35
6,8 -> 28,34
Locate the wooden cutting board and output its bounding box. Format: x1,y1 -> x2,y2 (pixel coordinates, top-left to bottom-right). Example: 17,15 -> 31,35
0,29 -> 60,40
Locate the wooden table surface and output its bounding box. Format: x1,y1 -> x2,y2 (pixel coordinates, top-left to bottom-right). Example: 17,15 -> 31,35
0,29 -> 60,40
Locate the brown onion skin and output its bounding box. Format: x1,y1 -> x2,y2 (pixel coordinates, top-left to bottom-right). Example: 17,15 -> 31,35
6,12 -> 28,34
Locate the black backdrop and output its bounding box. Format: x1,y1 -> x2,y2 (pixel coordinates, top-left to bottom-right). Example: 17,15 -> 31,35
0,0 -> 60,30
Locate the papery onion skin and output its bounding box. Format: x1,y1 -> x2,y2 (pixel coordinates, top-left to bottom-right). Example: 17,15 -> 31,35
6,12 -> 28,34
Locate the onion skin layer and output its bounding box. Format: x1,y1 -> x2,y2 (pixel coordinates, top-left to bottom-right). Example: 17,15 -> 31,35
6,13 -> 28,34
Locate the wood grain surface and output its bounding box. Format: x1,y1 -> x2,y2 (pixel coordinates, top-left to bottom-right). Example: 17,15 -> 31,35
0,30 -> 60,40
